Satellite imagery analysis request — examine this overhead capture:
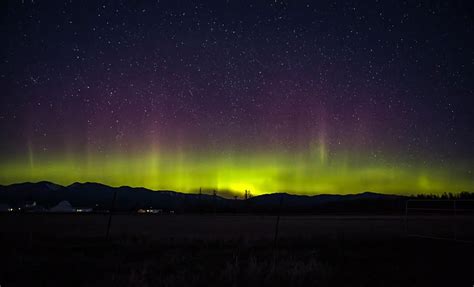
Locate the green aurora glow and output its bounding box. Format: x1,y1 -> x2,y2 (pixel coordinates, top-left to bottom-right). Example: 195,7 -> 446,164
1,146 -> 472,196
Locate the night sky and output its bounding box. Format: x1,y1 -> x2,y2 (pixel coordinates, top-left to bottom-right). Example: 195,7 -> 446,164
1,1 -> 473,195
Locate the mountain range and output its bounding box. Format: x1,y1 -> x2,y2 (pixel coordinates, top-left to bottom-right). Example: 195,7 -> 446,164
0,181 -> 411,213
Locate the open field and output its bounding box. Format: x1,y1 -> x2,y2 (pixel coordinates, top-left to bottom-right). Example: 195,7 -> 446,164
0,214 -> 408,240
1,213 -> 474,240
1,214 -> 473,286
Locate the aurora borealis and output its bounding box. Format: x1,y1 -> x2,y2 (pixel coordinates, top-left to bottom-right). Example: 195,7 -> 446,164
1,1 -> 473,195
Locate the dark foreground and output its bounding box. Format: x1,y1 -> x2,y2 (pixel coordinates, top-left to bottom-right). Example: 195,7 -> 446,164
1,214 -> 473,286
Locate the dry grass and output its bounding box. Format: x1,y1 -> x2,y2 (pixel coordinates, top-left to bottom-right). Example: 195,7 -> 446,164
0,214 -> 473,286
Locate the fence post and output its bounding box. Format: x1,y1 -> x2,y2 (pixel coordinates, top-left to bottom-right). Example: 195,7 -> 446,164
272,194 -> 284,270
404,200 -> 409,236
106,190 -> 118,240
273,194 -> 284,248
453,200 -> 457,241
213,190 -> 217,215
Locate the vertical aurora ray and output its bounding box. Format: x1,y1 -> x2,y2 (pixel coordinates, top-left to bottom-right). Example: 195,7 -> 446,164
0,2 -> 473,196
0,146 -> 472,196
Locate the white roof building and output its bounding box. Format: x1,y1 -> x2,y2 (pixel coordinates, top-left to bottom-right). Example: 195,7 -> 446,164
50,201 -> 75,212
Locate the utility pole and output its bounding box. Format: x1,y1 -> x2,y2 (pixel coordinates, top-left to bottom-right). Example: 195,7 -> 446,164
105,189 -> 118,240
199,187 -> 202,213
213,189 -> 217,215
273,193 -> 284,266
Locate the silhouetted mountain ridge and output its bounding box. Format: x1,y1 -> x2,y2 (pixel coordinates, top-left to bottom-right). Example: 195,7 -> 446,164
2,181 -> 464,214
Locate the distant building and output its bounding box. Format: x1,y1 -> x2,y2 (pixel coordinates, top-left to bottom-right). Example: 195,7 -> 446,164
75,208 -> 93,213
137,208 -> 162,214
27,205 -> 47,212
24,201 -> 37,209
50,201 -> 75,212
22,201 -> 47,212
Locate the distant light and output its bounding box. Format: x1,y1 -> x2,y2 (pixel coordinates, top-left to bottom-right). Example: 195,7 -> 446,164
137,208 -> 162,214
75,208 -> 92,213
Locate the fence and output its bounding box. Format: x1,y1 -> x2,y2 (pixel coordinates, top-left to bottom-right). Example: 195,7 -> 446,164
405,199 -> 474,243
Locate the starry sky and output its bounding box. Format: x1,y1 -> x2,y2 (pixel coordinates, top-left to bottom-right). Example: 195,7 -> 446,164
0,1 -> 473,195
